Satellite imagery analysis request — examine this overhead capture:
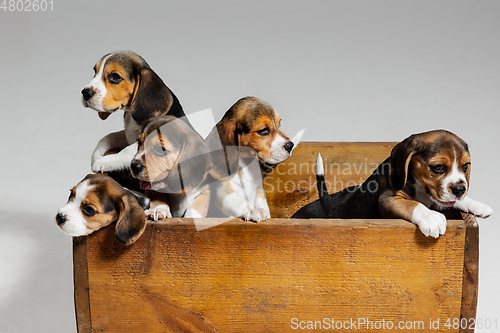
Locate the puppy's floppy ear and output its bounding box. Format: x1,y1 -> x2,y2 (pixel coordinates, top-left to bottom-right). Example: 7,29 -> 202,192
166,135 -> 212,193
124,188 -> 151,210
130,67 -> 179,125
205,119 -> 240,180
389,134 -> 425,191
115,192 -> 148,246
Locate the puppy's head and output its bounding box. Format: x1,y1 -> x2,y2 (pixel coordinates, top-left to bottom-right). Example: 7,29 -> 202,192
81,50 -> 176,124
206,96 -> 294,179
390,130 -> 471,208
131,116 -> 212,193
56,174 -> 150,245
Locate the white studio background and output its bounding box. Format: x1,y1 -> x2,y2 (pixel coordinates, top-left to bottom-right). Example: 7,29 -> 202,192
0,1 -> 498,332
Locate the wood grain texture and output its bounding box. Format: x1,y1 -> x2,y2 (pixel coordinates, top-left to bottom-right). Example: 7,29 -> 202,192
73,142 -> 479,333
73,236 -> 91,332
459,213 -> 479,333
75,218 -> 470,333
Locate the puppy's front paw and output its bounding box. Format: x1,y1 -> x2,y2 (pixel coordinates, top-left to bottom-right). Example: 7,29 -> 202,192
412,205 -> 447,238
91,149 -> 106,168
469,201 -> 494,219
243,208 -> 270,222
146,205 -> 172,221
91,155 -> 124,173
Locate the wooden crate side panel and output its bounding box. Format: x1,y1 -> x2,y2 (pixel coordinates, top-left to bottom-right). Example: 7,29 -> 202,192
80,219 -> 467,333
264,142 -> 395,218
459,213 -> 479,333
73,236 -> 91,333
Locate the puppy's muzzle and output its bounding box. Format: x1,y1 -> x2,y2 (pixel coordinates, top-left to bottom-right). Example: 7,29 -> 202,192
81,88 -> 95,101
56,213 -> 67,226
130,161 -> 144,177
284,141 -> 294,153
451,185 -> 466,198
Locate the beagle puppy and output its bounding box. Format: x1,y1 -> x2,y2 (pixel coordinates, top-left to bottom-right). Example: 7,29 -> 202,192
56,173 -> 150,245
130,116 -> 212,220
81,51 -> 190,173
205,96 -> 294,222
292,130 -> 493,238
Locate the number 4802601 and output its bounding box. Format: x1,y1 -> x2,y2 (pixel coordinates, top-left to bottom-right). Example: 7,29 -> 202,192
1,0 -> 54,11
444,318 -> 498,330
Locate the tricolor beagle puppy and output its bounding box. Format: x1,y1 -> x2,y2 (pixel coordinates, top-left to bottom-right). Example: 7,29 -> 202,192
130,116 -> 212,220
292,130 -> 493,238
81,51 -> 190,173
206,96 -> 294,222
56,173 -> 150,245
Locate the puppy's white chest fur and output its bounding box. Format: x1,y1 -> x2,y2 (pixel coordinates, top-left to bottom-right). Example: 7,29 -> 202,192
169,187 -> 205,218
229,158 -> 263,205
124,111 -> 142,144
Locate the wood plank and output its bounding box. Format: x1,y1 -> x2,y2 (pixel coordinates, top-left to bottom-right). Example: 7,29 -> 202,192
73,236 -> 91,333
459,213 -> 479,333
75,217 -> 467,333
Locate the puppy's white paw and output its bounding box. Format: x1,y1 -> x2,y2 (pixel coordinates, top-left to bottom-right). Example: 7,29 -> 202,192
244,208 -> 270,222
146,205 -> 172,221
412,204 -> 447,238
454,197 -> 494,219
91,149 -> 106,168
91,155 -> 126,173
468,201 -> 494,219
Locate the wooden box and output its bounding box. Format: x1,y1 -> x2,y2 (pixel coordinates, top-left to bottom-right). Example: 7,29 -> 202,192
73,142 -> 478,333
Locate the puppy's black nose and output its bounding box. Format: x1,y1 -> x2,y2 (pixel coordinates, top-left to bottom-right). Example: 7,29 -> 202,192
130,162 -> 144,175
81,88 -> 95,101
284,141 -> 294,153
452,185 -> 466,197
56,213 -> 67,226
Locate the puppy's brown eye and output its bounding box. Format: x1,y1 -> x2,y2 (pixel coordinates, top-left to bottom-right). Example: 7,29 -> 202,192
431,164 -> 447,174
82,205 -> 96,217
462,163 -> 470,173
108,73 -> 123,84
92,66 -> 97,74
257,127 -> 270,136
153,145 -> 168,157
